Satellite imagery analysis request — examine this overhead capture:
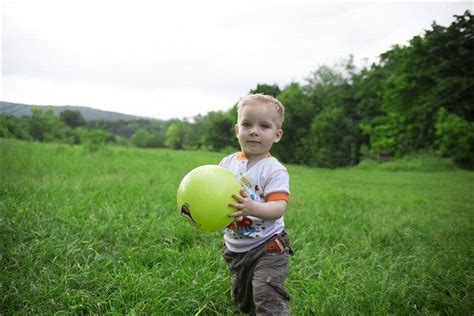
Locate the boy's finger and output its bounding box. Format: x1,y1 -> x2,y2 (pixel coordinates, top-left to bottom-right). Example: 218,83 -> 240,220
228,210 -> 243,218
231,194 -> 243,202
240,189 -> 248,197
228,202 -> 242,209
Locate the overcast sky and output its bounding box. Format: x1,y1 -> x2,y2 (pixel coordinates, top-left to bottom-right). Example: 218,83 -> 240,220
2,1 -> 473,120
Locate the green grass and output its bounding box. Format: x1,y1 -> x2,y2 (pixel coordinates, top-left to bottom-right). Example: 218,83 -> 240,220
1,140 -> 473,314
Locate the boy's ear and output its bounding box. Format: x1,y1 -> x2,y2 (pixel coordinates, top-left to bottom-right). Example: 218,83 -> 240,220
235,124 -> 239,137
274,129 -> 283,143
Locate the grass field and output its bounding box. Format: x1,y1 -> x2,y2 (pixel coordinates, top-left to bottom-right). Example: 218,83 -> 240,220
1,140 -> 473,314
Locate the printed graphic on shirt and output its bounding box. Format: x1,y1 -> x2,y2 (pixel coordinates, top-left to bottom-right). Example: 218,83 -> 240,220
239,178 -> 262,202
225,170 -> 274,239
240,176 -> 252,189
254,185 -> 265,199
226,216 -> 267,239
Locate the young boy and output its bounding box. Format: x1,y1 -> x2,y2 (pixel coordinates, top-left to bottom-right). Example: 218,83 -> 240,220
219,94 -> 292,315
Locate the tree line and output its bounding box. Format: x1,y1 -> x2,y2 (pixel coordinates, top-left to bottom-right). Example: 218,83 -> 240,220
1,11 -> 472,168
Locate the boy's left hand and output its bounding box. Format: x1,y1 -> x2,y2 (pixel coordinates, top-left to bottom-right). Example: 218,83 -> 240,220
228,189 -> 254,221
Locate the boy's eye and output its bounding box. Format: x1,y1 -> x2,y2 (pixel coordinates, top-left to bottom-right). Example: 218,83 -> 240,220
260,124 -> 270,129
242,122 -> 251,127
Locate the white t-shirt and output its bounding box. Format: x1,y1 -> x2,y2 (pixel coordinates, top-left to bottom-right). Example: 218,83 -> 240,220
219,152 -> 290,253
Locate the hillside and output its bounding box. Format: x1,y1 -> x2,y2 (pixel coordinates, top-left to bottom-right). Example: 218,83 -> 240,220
0,101 -> 153,121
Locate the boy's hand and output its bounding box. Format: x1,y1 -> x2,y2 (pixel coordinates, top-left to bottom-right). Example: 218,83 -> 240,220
228,189 -> 254,222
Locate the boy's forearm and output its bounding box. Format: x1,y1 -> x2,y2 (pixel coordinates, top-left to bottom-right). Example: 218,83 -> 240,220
229,192 -> 287,220
247,200 -> 287,220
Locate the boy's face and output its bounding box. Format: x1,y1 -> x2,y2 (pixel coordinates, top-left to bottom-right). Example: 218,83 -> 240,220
235,103 -> 283,158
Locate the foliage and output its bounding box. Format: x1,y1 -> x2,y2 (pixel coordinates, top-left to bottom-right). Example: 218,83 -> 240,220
59,110 -> 86,128
199,111 -> 236,151
249,83 -> 281,97
362,11 -> 474,158
300,57 -> 364,167
0,114 -> 31,140
165,120 -> 192,150
435,107 -> 474,169
310,106 -> 359,167
81,129 -> 116,152
273,82 -> 314,164
131,128 -> 165,148
88,119 -> 169,141
29,108 -> 67,142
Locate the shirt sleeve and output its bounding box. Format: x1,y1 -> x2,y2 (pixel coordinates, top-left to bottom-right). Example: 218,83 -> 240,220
218,158 -> 225,167
264,169 -> 290,202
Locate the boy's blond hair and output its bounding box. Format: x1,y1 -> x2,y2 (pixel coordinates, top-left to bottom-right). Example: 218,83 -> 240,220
236,94 -> 285,128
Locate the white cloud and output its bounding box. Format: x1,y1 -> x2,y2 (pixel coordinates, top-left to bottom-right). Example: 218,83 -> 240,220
2,0 -> 472,119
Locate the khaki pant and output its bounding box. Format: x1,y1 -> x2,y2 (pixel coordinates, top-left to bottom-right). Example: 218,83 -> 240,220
223,231 -> 292,315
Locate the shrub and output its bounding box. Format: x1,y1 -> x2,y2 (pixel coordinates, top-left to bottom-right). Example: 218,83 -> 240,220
435,107 -> 474,169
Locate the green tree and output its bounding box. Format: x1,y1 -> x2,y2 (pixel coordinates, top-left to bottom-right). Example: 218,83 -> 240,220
250,83 -> 281,97
131,128 -> 153,148
352,63 -> 390,159
303,57 -> 364,166
200,111 -> 235,151
365,11 -> 474,156
310,106 -> 359,167
435,107 -> 474,169
274,82 -> 314,164
81,129 -> 116,152
165,121 -> 190,150
0,114 -> 31,140
59,110 -> 86,128
28,109 -> 67,142
426,11 -> 474,122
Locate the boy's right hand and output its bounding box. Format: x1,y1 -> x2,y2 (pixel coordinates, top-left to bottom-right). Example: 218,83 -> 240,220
228,189 -> 253,221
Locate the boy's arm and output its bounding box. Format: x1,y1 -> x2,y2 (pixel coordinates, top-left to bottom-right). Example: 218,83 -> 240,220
228,189 -> 287,221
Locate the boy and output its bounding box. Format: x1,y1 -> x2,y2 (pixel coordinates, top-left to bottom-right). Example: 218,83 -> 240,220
219,94 -> 292,315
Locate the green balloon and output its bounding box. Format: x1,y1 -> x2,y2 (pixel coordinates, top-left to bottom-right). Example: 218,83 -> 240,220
177,165 -> 241,231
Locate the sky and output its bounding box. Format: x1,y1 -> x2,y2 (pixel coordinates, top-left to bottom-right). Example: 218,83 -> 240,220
2,1 -> 473,120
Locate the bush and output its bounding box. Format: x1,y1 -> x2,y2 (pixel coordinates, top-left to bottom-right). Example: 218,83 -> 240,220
81,129 -> 116,152
131,128 -> 153,148
435,107 -> 474,169
0,114 -> 31,140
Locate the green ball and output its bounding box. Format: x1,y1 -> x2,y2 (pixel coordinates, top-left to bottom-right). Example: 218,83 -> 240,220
177,165 -> 241,231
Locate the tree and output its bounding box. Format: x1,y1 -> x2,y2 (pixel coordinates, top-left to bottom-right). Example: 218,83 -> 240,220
435,107 -> 474,169
364,11 -> 474,156
274,83 -> 314,164
81,129 -> 116,152
0,114 -> 31,140
28,109 -> 67,142
200,111 -> 235,151
303,57 -> 364,165
250,83 -> 281,97
60,110 -> 86,128
131,128 -> 153,148
426,11 -> 474,122
165,121 -> 190,150
310,106 -> 359,167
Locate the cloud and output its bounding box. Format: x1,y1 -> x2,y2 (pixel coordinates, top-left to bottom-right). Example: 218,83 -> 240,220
2,0 -> 472,119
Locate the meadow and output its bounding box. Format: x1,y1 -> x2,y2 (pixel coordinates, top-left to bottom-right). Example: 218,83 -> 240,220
1,140 -> 473,314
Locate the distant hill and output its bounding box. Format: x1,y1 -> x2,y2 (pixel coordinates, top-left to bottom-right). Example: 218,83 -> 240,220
0,101 -> 154,121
